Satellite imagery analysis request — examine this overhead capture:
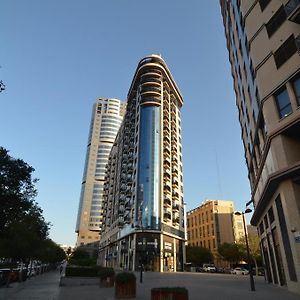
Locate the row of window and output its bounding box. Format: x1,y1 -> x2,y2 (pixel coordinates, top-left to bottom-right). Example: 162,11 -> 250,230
188,224 -> 215,239
189,238 -> 216,250
187,210 -> 213,227
259,206 -> 275,235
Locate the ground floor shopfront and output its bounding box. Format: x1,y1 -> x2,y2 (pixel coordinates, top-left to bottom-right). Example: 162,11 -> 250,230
98,231 -> 185,272
252,179 -> 300,295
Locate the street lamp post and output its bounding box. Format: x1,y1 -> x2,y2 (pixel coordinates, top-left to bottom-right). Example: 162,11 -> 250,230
235,208 -> 255,291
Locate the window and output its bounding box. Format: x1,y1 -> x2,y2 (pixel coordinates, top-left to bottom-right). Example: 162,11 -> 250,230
259,221 -> 264,235
268,206 -> 275,223
274,35 -> 297,68
266,6 -> 286,37
264,215 -> 269,229
275,88 -> 292,118
259,0 -> 271,11
292,75 -> 300,106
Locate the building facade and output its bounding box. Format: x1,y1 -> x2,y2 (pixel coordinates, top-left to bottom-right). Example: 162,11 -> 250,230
75,98 -> 126,247
220,0 -> 300,294
98,54 -> 185,272
187,200 -> 244,255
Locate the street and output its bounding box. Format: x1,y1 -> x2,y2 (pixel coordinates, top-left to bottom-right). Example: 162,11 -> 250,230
1,270 -> 299,300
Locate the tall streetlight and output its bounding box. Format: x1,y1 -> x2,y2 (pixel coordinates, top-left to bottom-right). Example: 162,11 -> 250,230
235,208 -> 255,291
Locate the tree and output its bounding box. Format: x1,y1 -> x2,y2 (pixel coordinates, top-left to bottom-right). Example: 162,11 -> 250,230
238,234 -> 262,274
218,243 -> 244,265
186,246 -> 213,266
0,147 -> 50,261
37,239 -> 66,264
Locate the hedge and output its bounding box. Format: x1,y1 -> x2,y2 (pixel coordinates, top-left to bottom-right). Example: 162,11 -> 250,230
65,266 -> 102,277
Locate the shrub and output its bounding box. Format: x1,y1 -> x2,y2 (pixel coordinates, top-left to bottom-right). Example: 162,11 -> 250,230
68,258 -> 97,266
98,267 -> 115,279
115,272 -> 136,284
65,266 -> 101,277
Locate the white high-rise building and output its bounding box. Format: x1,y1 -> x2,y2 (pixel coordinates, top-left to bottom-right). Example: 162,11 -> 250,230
75,98 -> 126,247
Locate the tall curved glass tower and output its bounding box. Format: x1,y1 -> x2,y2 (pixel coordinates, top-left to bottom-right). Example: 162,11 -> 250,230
99,55 -> 185,272
75,98 -> 125,248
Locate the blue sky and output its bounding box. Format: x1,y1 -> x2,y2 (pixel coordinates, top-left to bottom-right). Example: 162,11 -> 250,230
0,0 -> 251,246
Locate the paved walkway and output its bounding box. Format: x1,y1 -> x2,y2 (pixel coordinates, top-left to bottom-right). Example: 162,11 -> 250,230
1,271 -> 299,300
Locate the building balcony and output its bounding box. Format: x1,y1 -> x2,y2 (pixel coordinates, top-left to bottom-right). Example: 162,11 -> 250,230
163,211 -> 172,221
141,85 -> 161,93
163,127 -> 170,135
140,77 -> 161,85
164,159 -> 171,168
164,150 -> 171,159
164,155 -> 171,163
141,69 -> 161,77
164,145 -> 171,154
172,158 -> 178,166
164,185 -> 171,194
163,135 -> 170,142
164,167 -> 171,175
125,202 -> 131,210
164,197 -> 171,207
285,0 -> 300,23
172,203 -> 180,211
172,217 -> 180,225
164,171 -> 171,179
172,136 -> 178,144
141,80 -> 161,88
172,192 -> 179,200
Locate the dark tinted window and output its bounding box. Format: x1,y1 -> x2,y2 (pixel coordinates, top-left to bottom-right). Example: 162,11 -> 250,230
274,35 -> 297,68
259,221 -> 264,235
266,6 -> 286,37
268,206 -> 275,223
259,0 -> 271,11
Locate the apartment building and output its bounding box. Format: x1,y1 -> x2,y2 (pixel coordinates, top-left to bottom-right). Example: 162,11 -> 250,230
187,200 -> 244,254
75,98 -> 126,247
98,54 -> 185,272
220,0 -> 300,294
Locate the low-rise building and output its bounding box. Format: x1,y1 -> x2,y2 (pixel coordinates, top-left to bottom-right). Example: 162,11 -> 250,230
187,200 -> 244,255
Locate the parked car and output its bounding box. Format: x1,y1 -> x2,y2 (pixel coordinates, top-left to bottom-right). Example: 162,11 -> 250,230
216,267 -> 225,273
231,267 -> 249,275
203,264 -> 217,272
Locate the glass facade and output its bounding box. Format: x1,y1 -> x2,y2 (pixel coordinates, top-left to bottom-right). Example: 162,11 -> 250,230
137,106 -> 161,229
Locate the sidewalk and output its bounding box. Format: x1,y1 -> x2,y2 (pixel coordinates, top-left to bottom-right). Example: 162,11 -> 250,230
1,271 -> 299,300
0,271 -> 60,300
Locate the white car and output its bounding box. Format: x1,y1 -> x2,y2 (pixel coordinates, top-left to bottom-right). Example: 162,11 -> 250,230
231,267 -> 249,275
203,264 -> 217,272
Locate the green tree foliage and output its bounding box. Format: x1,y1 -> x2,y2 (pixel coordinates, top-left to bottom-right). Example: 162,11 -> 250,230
69,248 -> 96,266
186,246 -> 213,266
238,233 -> 262,273
0,147 -> 52,261
37,239 -> 66,263
218,242 -> 244,264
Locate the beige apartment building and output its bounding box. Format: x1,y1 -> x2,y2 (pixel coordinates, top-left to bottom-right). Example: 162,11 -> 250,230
220,0 -> 300,294
187,200 -> 244,255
